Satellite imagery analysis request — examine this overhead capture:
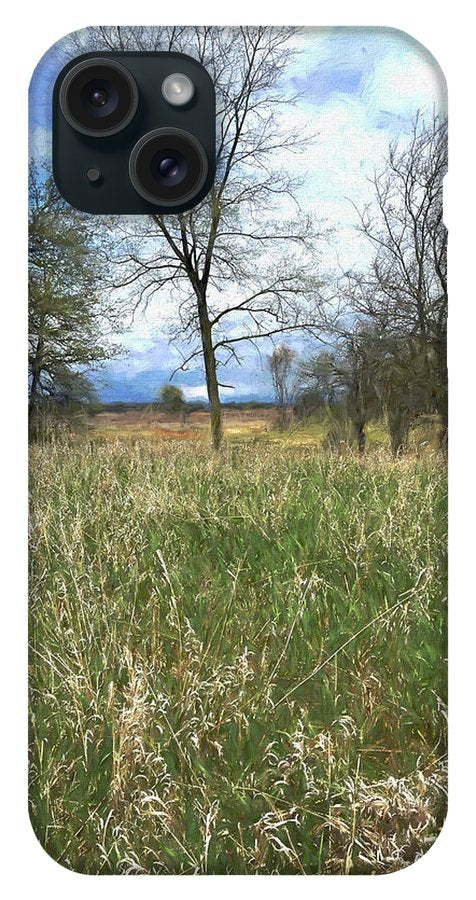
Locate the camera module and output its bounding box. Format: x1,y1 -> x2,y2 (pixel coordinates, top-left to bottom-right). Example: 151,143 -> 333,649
53,53 -> 215,213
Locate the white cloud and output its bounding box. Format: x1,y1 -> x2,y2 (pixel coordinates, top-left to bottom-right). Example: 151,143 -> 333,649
29,126 -> 51,161
361,33 -> 447,120
183,384 -> 234,400
182,385 -> 208,400
270,28 -> 446,275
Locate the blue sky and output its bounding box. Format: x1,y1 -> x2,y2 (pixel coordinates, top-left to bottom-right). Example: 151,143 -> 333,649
30,27 -> 446,404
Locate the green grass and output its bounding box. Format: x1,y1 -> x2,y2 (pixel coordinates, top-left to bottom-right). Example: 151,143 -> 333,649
29,440 -> 447,874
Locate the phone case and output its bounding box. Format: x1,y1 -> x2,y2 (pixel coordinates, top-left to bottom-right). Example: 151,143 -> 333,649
29,26 -> 447,874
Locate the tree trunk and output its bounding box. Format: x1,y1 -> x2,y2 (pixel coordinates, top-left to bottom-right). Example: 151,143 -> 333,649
29,369 -> 40,417
352,379 -> 366,453
276,406 -> 287,431
434,337 -> 448,452
356,421 -> 366,453
388,403 -> 410,455
197,291 -> 222,450
28,334 -> 44,441
28,379 -> 39,442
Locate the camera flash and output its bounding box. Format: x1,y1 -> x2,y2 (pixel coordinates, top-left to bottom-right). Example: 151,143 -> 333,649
161,73 -> 194,107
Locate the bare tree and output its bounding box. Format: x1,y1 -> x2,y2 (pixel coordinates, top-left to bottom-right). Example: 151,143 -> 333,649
345,111 -> 448,448
268,345 -> 298,429
70,27 -> 326,449
367,332 -> 436,454
299,325 -> 382,453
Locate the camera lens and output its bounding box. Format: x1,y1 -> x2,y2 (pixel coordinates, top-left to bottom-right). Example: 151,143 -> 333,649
159,157 -> 180,178
152,149 -> 187,186
90,88 -> 109,107
129,128 -> 208,207
59,58 -> 138,137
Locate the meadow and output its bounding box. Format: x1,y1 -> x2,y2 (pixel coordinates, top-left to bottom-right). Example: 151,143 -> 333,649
29,414 -> 447,874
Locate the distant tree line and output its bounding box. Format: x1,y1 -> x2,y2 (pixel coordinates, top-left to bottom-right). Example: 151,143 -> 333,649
269,112 -> 447,454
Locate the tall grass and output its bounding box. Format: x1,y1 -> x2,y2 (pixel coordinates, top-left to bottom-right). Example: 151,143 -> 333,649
29,440 -> 447,874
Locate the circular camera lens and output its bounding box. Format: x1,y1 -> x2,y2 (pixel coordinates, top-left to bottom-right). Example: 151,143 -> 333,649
159,157 -> 179,178
129,128 -> 208,207
59,58 -> 138,137
90,88 -> 109,107
152,149 -> 187,186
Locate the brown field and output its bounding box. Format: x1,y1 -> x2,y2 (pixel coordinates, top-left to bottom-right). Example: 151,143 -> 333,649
88,406 -> 279,443
87,406 -> 440,452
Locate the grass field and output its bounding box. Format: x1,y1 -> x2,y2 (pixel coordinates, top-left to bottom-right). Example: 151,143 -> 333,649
29,420 -> 447,874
